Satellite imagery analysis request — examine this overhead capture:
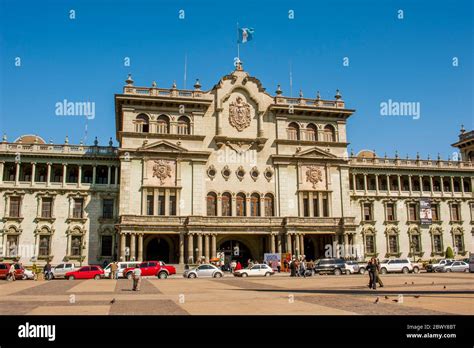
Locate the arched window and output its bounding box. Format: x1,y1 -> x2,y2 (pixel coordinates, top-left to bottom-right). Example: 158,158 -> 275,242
157,115 -> 170,134
250,193 -> 260,217
264,193 -> 274,216
206,192 -> 217,216
306,124 -> 318,141
177,116 -> 191,135
236,193 -> 246,217
135,114 -> 149,133
323,125 -> 335,142
287,122 -> 300,140
221,192 -> 232,216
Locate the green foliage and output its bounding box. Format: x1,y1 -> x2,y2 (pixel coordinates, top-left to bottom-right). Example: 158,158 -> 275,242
445,247 -> 454,259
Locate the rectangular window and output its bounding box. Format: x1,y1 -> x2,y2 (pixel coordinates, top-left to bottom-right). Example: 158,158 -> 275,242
9,197 -> 21,217
102,199 -> 114,219
169,194 -> 176,216
38,235 -> 51,257
146,194 -> 154,216
389,235 -> 398,254
72,198 -> 84,218
71,236 -> 82,256
323,197 -> 329,217
158,191 -> 165,216
431,204 -> 439,221
454,235 -> 463,252
363,203 -> 372,221
41,197 -> 53,218
313,197 -> 319,217
450,204 -> 460,221
408,204 -> 417,221
433,235 -> 442,253
303,195 -> 309,217
101,235 -> 113,256
365,235 -> 374,254
386,203 -> 395,221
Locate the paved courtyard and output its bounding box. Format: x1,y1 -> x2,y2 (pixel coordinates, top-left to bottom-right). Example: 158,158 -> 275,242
0,273 -> 473,315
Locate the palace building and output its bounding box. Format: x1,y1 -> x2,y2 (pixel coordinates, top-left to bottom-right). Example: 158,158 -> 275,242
1,64 -> 473,266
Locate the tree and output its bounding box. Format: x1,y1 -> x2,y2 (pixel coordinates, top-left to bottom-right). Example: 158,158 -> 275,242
445,246 -> 454,259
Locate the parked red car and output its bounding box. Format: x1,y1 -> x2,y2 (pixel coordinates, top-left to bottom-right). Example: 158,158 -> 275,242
0,262 -> 24,280
123,261 -> 176,279
65,265 -> 104,280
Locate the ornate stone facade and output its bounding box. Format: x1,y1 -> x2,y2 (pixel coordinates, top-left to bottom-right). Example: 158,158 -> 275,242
0,65 -> 472,266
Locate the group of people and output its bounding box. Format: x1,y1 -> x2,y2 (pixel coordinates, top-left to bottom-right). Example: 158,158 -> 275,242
287,257 -> 314,277
366,257 -> 383,289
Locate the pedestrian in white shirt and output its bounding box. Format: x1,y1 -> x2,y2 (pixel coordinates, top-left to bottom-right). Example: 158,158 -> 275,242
132,265 -> 142,291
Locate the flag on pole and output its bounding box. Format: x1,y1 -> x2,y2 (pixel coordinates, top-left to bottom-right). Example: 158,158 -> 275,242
238,27 -> 254,43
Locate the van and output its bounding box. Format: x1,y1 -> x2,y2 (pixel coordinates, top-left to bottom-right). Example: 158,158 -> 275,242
103,261 -> 141,278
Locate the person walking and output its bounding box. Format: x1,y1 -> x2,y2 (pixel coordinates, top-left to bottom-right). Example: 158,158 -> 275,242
366,258 -> 376,290
299,259 -> 307,278
230,260 -> 236,273
277,260 -> 281,273
132,264 -> 142,291
235,261 -> 242,271
110,262 -> 118,280
375,258 -> 384,287
43,262 -> 52,281
8,263 -> 16,281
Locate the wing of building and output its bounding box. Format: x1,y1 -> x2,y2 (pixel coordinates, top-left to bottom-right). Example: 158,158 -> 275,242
1,64 -> 473,267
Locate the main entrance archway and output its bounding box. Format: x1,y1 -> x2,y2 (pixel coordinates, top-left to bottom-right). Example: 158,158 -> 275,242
218,240 -> 253,267
146,237 -> 170,263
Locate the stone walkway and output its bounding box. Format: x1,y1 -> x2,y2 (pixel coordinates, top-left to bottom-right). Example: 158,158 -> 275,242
0,273 -> 473,315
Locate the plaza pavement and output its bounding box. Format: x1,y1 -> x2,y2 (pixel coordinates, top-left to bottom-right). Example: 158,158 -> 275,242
0,272 -> 473,315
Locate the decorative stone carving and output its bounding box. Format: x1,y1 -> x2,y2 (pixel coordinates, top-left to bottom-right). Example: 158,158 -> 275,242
229,96 -> 251,131
152,160 -> 172,185
250,166 -> 260,181
305,166 -> 323,189
264,167 -> 274,182
207,165 -> 217,180
221,165 -> 231,181
236,166 -> 246,181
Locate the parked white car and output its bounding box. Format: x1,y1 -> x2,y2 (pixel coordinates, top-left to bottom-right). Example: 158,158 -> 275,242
234,264 -> 275,277
379,258 -> 420,274
425,259 -> 454,272
103,261 -> 141,279
442,261 -> 469,273
52,263 -> 77,279
183,264 -> 224,278
344,261 -> 361,274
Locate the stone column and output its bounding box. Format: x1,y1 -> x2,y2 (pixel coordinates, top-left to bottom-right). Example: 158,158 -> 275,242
318,192 -> 324,217
408,175 -> 413,194
277,234 -> 282,254
375,174 -> 379,195
197,234 -> 203,261
62,164 -> 67,186
138,234 -> 143,261
352,173 -> 357,192
460,177 -> 465,194
295,234 -> 300,256
211,234 -> 216,258
260,196 -> 265,217
299,234 -> 304,256
187,233 -> 194,263
130,234 -> 136,261
344,233 -> 349,258
153,188 -> 159,215
450,176 -> 454,196
386,175 -> 391,194
429,175 -> 434,194
179,232 -> 184,265
246,196 -> 251,217
114,166 -> 118,186
217,194 -> 222,216
270,234 -> 275,253
308,192 -> 314,217
165,189 -> 170,216
204,234 -> 210,262
46,162 -> 51,187
0,161 -> 4,184
15,162 -> 20,185
231,195 -> 237,217
120,233 -> 126,261
419,175 -> 423,194
107,165 -> 111,186
77,165 -> 82,187
31,162 -> 36,186
440,176 -> 444,196
92,165 -> 97,185
363,174 -> 368,194
286,234 -> 292,254
397,175 -> 401,194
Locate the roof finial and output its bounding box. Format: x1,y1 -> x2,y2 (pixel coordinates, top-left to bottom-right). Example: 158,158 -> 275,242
460,124 -> 465,134
193,79 -> 201,90
109,137 -> 113,147
275,84 -> 282,95
437,152 -> 441,161
335,89 -> 342,100
350,148 -> 354,157
172,80 -> 177,89
94,136 -> 98,146
299,89 -> 303,98
2,133 -> 6,142
236,60 -> 243,71
151,81 -> 157,88
64,136 -> 69,144
316,91 -> 321,100
395,150 -> 399,159
125,74 -> 134,86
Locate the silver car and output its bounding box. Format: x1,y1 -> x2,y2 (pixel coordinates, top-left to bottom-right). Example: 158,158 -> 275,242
183,264 -> 223,278
442,261 -> 469,273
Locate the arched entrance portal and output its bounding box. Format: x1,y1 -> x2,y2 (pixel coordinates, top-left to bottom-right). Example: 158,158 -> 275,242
218,240 -> 253,267
146,237 -> 170,263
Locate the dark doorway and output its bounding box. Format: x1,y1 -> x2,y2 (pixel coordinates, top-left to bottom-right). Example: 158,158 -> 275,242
218,240 -> 253,267
146,237 -> 170,263
304,237 -> 315,261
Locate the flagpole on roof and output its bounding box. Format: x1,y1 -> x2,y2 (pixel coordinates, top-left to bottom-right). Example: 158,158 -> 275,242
237,22 -> 240,62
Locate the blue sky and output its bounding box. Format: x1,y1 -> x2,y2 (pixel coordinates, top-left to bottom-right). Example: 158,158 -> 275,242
0,0 -> 472,159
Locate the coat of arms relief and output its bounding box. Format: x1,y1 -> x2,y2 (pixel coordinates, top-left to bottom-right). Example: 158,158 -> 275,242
229,96 -> 251,131
305,166 -> 324,189
152,160 -> 172,185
